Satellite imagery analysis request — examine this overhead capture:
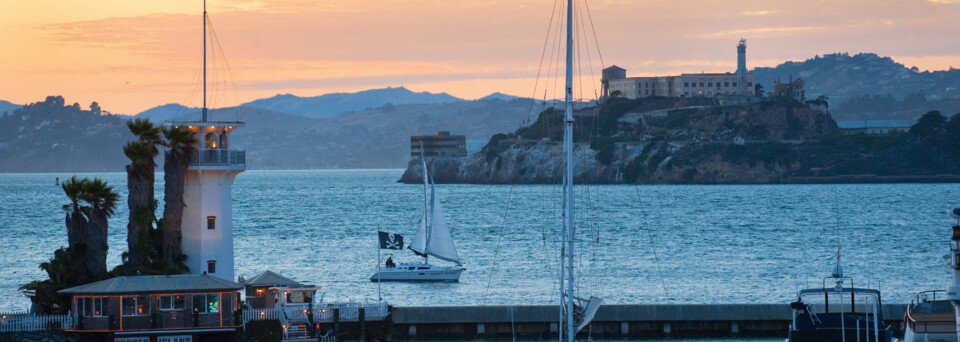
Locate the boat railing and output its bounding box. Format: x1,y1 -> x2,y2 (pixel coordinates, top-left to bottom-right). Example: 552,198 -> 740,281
906,289 -> 954,333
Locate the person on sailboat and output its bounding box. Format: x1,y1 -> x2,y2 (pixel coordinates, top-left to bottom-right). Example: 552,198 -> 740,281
385,257 -> 395,268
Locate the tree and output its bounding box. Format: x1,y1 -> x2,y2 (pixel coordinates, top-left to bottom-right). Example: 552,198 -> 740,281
910,110 -> 947,137
90,101 -> 101,116
754,84 -> 764,98
22,176 -> 118,314
123,118 -> 162,269
161,126 -> 198,266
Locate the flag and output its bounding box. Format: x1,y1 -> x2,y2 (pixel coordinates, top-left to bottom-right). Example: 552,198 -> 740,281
378,231 -> 403,250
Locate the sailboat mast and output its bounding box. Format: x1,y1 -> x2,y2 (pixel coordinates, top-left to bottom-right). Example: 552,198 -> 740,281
202,0 -> 208,122
421,140 -> 429,264
562,0 -> 575,339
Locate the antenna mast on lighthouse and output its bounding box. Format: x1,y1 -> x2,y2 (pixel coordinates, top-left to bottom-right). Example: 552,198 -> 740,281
202,0 -> 208,122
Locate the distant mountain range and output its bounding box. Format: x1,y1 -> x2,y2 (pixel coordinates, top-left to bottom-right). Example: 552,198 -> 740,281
752,53 -> 960,120
135,103 -> 199,121
0,100 -> 21,115
237,86 -> 463,118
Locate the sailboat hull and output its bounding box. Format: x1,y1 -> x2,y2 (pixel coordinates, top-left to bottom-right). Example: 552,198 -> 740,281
370,263 -> 463,282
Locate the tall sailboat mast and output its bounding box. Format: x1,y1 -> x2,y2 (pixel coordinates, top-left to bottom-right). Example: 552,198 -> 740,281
421,141 -> 429,264
562,0 -> 575,339
202,0 -> 208,122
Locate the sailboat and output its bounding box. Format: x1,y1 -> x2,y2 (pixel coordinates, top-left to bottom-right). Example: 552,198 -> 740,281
556,0 -> 601,339
369,153 -> 465,282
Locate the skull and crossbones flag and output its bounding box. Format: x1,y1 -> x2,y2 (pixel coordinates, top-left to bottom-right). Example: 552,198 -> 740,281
378,231 -> 404,250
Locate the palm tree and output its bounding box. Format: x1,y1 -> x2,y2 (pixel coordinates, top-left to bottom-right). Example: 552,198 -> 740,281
78,177 -> 119,275
123,118 -> 162,268
161,126 -> 198,265
23,176 -> 119,314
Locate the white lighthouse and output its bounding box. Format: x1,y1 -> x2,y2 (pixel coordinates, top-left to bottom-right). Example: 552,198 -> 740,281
168,121 -> 245,282
736,38 -> 748,96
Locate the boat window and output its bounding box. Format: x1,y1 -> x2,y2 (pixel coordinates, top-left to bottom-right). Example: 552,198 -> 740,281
417,267 -> 429,270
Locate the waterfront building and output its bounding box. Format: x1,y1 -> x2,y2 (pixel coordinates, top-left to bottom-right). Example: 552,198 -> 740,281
242,270 -> 316,310
837,120 -> 912,135
603,39 -> 756,99
58,274 -> 242,340
165,120 -> 245,282
410,131 -> 467,158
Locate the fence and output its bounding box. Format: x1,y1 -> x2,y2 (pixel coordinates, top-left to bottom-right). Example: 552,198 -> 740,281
242,308 -> 282,323
0,312 -> 73,332
316,302 -> 389,322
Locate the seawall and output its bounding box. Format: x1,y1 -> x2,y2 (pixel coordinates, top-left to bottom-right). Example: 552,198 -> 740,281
391,304 -> 907,339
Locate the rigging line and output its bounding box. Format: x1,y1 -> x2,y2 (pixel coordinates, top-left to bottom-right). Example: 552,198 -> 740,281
632,185 -> 668,299
207,14 -> 242,120
528,0 -> 562,124
480,183 -> 516,307
550,0 -> 565,110
573,0 -> 585,105
582,0 -> 605,69
576,0 -> 601,102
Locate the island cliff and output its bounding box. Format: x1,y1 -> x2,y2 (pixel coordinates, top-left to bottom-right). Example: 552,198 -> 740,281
401,96 -> 960,184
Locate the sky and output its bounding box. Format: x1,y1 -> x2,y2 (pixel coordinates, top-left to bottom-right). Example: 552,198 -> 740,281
1,0 -> 958,115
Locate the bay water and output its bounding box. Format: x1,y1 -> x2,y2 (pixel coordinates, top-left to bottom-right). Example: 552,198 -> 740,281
1,170 -> 958,316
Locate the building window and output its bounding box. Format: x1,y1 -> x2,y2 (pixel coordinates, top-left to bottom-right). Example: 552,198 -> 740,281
732,82 -> 737,87
684,82 -> 689,87
78,297 -> 105,317
122,296 -> 149,316
193,293 -> 221,313
207,260 -> 216,274
207,216 -> 216,230
159,295 -> 187,310
699,82 -> 704,87
748,82 -> 753,87
205,133 -> 217,149
724,82 -> 729,87
708,82 -> 713,87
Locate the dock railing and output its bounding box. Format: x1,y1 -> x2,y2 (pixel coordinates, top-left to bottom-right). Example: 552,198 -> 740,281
316,302 -> 389,322
0,312 -> 73,332
242,308 -> 282,323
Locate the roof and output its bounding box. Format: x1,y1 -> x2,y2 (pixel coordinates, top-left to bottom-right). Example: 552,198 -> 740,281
58,274 -> 242,295
243,270 -> 302,287
603,65 -> 626,71
837,120 -> 912,129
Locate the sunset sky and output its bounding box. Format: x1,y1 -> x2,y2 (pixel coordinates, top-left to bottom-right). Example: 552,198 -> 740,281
1,0 -> 958,115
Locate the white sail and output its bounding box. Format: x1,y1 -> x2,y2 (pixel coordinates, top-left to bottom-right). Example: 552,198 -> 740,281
425,183 -> 460,264
408,212 -> 427,255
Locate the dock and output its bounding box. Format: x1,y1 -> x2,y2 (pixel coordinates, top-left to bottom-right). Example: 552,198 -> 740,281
391,304 -> 908,339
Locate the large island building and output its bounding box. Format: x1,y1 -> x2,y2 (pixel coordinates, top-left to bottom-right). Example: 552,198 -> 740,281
604,39 -> 756,99
165,119 -> 245,283
410,131 -> 467,158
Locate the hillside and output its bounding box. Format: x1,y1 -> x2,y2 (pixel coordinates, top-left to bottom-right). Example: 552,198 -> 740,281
0,100 -> 20,115
401,97 -> 960,184
135,103 -> 199,121
239,86 -> 463,118
0,96 -> 535,171
0,96 -> 132,172
752,53 -> 960,121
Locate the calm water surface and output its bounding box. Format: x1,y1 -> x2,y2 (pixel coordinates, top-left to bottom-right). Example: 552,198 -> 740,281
1,170 -> 958,314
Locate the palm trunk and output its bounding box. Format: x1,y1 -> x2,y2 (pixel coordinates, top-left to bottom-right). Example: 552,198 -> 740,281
65,203 -> 86,248
162,150 -> 188,264
125,161 -> 155,268
82,207 -> 109,276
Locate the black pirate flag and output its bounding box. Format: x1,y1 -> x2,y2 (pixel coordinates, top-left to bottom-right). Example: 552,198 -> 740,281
378,231 -> 404,250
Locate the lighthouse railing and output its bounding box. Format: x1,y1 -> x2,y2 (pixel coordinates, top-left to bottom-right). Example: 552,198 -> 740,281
190,149 -> 246,168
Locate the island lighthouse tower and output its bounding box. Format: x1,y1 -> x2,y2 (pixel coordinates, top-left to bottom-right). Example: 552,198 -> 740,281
164,0 -> 245,282
736,38 -> 748,96
169,120 -> 245,282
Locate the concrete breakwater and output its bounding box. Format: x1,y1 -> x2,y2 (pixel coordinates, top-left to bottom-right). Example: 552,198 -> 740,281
391,304 -> 908,339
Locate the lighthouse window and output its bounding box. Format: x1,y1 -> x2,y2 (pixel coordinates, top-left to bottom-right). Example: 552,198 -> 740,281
207,260 -> 216,274
207,216 -> 216,230
205,133 -> 217,149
